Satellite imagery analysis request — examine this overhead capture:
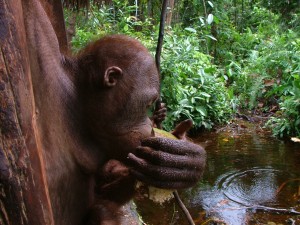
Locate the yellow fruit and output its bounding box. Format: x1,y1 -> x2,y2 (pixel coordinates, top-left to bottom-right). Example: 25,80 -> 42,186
136,128 -> 177,204
153,128 -> 177,139
136,181 -> 174,204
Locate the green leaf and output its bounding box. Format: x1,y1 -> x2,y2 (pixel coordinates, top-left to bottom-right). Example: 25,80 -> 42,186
199,17 -> 205,25
207,1 -> 214,8
202,121 -> 212,129
179,99 -> 189,105
227,68 -> 233,77
213,15 -> 220,24
123,24 -> 129,31
196,106 -> 207,116
204,67 -> 215,73
205,35 -> 217,41
185,27 -> 197,33
293,80 -> 300,89
201,92 -> 211,98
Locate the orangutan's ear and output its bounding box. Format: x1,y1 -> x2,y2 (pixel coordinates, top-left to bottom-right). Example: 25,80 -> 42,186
104,66 -> 123,87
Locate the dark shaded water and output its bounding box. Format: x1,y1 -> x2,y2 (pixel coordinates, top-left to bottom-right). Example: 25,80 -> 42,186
135,123 -> 300,225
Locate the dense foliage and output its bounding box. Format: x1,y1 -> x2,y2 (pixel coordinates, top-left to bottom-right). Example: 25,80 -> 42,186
160,32 -> 231,130
64,0 -> 300,138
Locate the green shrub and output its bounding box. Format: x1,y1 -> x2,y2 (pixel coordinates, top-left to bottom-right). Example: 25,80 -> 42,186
160,31 -> 232,131
266,77 -> 300,138
64,1 -> 300,138
65,2 -> 155,51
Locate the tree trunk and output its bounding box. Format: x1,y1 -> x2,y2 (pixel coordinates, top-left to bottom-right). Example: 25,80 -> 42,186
147,0 -> 154,19
234,0 -> 237,28
166,0 -> 175,26
241,0 -> 244,31
202,0 -> 207,18
0,0 -> 54,224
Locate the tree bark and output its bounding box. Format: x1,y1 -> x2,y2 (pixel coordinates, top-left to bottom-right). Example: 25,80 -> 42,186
147,0 -> 154,19
0,0 -> 54,224
166,0 -> 174,26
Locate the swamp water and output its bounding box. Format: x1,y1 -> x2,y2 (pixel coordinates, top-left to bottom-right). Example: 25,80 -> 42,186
135,120 -> 300,225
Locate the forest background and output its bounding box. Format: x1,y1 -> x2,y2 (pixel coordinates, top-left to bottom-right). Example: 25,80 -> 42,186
63,0 -> 300,139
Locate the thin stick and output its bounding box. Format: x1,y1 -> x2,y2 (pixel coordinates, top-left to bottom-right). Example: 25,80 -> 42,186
154,0 -> 168,129
154,1 -> 196,224
155,0 -> 168,75
276,178 -> 300,195
173,191 -> 195,225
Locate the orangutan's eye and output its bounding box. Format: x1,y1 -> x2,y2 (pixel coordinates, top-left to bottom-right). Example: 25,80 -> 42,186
146,93 -> 158,116
146,103 -> 155,117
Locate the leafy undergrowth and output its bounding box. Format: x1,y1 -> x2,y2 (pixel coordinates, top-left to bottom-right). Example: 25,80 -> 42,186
64,1 -> 300,139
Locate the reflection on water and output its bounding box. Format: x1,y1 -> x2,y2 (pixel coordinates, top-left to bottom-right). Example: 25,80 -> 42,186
135,123 -> 300,225
191,168 -> 300,224
220,168 -> 280,206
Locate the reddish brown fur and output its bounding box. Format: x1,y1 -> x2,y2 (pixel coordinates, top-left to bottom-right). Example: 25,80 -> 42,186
22,1 -> 206,225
